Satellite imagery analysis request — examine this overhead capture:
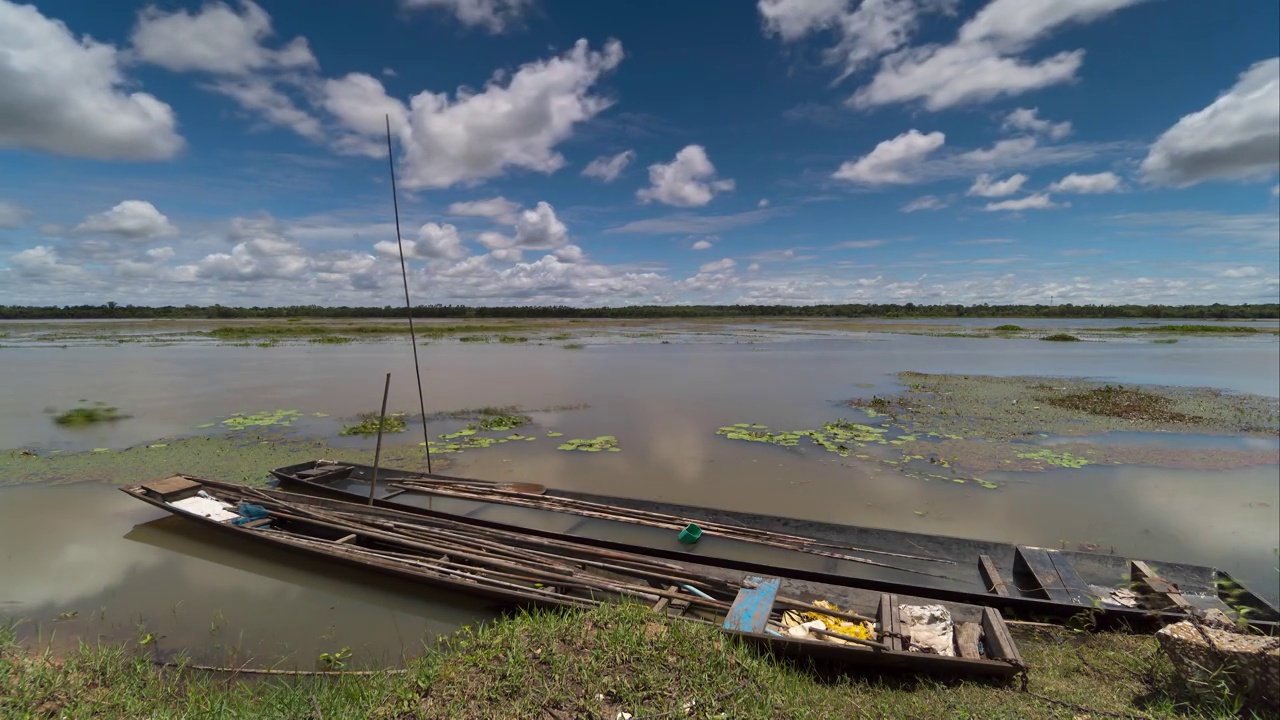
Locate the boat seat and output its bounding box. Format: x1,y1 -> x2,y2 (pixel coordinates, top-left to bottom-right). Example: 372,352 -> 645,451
723,576 -> 781,633
1014,546 -> 1094,605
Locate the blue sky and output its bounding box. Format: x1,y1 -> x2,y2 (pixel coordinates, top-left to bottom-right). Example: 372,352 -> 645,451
1,0 -> 1277,307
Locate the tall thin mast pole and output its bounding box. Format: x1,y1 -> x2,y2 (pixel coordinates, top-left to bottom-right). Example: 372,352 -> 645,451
386,114 -> 432,473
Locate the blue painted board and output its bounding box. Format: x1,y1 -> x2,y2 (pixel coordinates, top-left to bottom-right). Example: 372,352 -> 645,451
723,576 -> 781,633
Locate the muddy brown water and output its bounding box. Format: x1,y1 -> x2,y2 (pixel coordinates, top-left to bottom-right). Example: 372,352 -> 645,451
1,332 -> 1277,664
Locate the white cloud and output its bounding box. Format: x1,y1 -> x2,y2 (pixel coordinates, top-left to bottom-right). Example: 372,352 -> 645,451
691,239 -> 713,250
833,129 -> 944,184
758,0 -> 958,78
75,201 -> 178,239
1140,58 -> 1280,187
582,150 -> 635,182
328,40 -> 625,189
513,202 -> 569,249
374,222 -> 467,260
146,246 -> 176,261
1109,211 -> 1280,245
400,0 -> 531,33
637,145 -> 735,207
8,245 -> 88,281
1003,107 -> 1071,139
1219,266 -> 1261,279
447,197 -> 521,220
0,201 -> 32,229
983,193 -> 1065,211
0,0 -> 182,160
850,0 -> 1145,111
554,244 -> 586,263
212,78 -> 324,140
1273,184 -> 1279,198
953,237 -> 1014,245
901,195 -> 947,212
747,262 -> 761,272
1050,171 -> 1122,193
699,258 -> 736,273
836,239 -> 885,248
967,172 -> 1028,197
186,236 -> 312,281
758,199 -> 770,208
130,0 -> 316,75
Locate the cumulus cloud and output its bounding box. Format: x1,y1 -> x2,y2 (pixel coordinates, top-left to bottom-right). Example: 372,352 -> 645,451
0,201 -> 32,229
328,40 -> 625,189
691,239 -> 714,250
901,195 -> 947,212
512,202 -> 569,249
849,0 -> 1145,111
582,150 -> 635,182
400,0 -> 531,33
983,193 -> 1065,211
0,0 -> 182,160
1050,171 -> 1123,193
1003,107 -> 1071,139
967,172 -> 1028,197
75,201 -> 178,239
1140,58 -> 1280,187
1218,266 -> 1261,279
637,145 -> 735,207
758,0 -> 958,78
212,78 -> 324,140
447,197 -> 521,220
833,129 -> 945,184
8,245 -> 88,281
131,0 -> 317,75
699,258 -> 736,273
374,222 -> 467,260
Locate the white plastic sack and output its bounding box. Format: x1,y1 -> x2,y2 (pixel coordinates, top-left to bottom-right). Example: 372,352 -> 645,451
900,604 -> 954,656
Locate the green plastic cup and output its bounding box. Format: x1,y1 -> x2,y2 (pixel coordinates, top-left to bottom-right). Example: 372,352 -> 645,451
678,523 -> 702,544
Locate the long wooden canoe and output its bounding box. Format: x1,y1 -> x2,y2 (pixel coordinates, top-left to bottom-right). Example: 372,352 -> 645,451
122,475 -> 1026,679
271,460 -> 1280,633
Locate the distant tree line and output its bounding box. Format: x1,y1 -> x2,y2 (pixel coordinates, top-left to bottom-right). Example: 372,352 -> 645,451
1,302 -> 1277,320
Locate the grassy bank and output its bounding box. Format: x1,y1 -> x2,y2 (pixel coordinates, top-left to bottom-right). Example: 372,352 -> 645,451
2,602 -> 1244,720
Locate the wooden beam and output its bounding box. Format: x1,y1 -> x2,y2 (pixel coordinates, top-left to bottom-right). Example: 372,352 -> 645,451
335,533 -> 357,544
1047,552 -> 1095,605
877,594 -> 903,651
954,621 -> 982,659
979,555 -> 1009,596
981,607 -> 1022,665
1014,546 -> 1071,603
1131,560 -> 1192,610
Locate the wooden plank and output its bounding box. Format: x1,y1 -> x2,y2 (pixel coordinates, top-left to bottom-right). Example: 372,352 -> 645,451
954,621 -> 982,659
335,533 -> 357,544
978,555 -> 1009,596
1047,552 -> 1095,605
652,585 -> 678,614
241,518 -> 273,529
981,607 -> 1022,665
140,475 -> 201,501
1131,560 -> 1192,610
723,576 -> 781,633
1014,546 -> 1072,602
877,594 -> 903,651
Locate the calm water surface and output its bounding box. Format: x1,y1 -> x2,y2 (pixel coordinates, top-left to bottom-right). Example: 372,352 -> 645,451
2,332 -> 1277,662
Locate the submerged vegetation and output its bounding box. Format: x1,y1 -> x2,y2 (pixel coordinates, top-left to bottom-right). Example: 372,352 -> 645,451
1111,324 -> 1262,333
0,602 -> 1244,720
52,402 -> 129,426
340,412 -> 408,436
1042,384 -> 1202,424
219,409 -> 302,430
1040,333 -> 1081,342
557,436 -> 620,452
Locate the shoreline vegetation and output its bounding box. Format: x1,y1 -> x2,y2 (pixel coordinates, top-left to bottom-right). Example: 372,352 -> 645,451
0,602 -> 1246,720
1,301 -> 1277,320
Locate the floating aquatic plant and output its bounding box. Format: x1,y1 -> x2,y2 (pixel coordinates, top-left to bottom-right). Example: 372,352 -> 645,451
475,414 -> 530,432
557,436 -> 620,453
340,412 -> 407,436
220,409 -> 302,430
53,402 -> 129,426
1015,449 -> 1092,468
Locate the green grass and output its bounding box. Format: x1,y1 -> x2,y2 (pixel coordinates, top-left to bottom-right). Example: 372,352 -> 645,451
1040,333 -> 1081,342
562,343 -> 585,350
1111,324 -> 1263,334
548,332 -> 573,341
457,335 -> 491,343
0,603 -> 1250,719
205,325 -> 408,339
993,324 -> 1025,332
308,335 -> 353,344
496,335 -> 528,343
339,412 -> 408,436
52,404 -> 129,426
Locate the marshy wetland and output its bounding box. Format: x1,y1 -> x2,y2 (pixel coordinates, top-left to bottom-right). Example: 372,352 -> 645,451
2,316 -> 1278,669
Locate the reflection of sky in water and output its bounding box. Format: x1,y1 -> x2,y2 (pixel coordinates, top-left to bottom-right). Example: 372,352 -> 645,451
1035,431 -> 1280,452
0,483 -> 492,665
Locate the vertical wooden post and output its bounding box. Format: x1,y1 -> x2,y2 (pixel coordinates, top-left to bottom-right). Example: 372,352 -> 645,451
370,372 -> 391,506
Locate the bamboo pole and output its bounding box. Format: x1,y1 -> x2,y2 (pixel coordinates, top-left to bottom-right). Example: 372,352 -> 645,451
370,372 -> 391,506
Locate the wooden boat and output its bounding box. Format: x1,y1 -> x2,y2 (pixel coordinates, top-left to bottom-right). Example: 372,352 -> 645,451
122,475 -> 1026,679
271,460 -> 1280,633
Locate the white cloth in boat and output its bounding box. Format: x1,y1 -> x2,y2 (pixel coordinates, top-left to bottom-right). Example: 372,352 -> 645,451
170,496 -> 239,522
